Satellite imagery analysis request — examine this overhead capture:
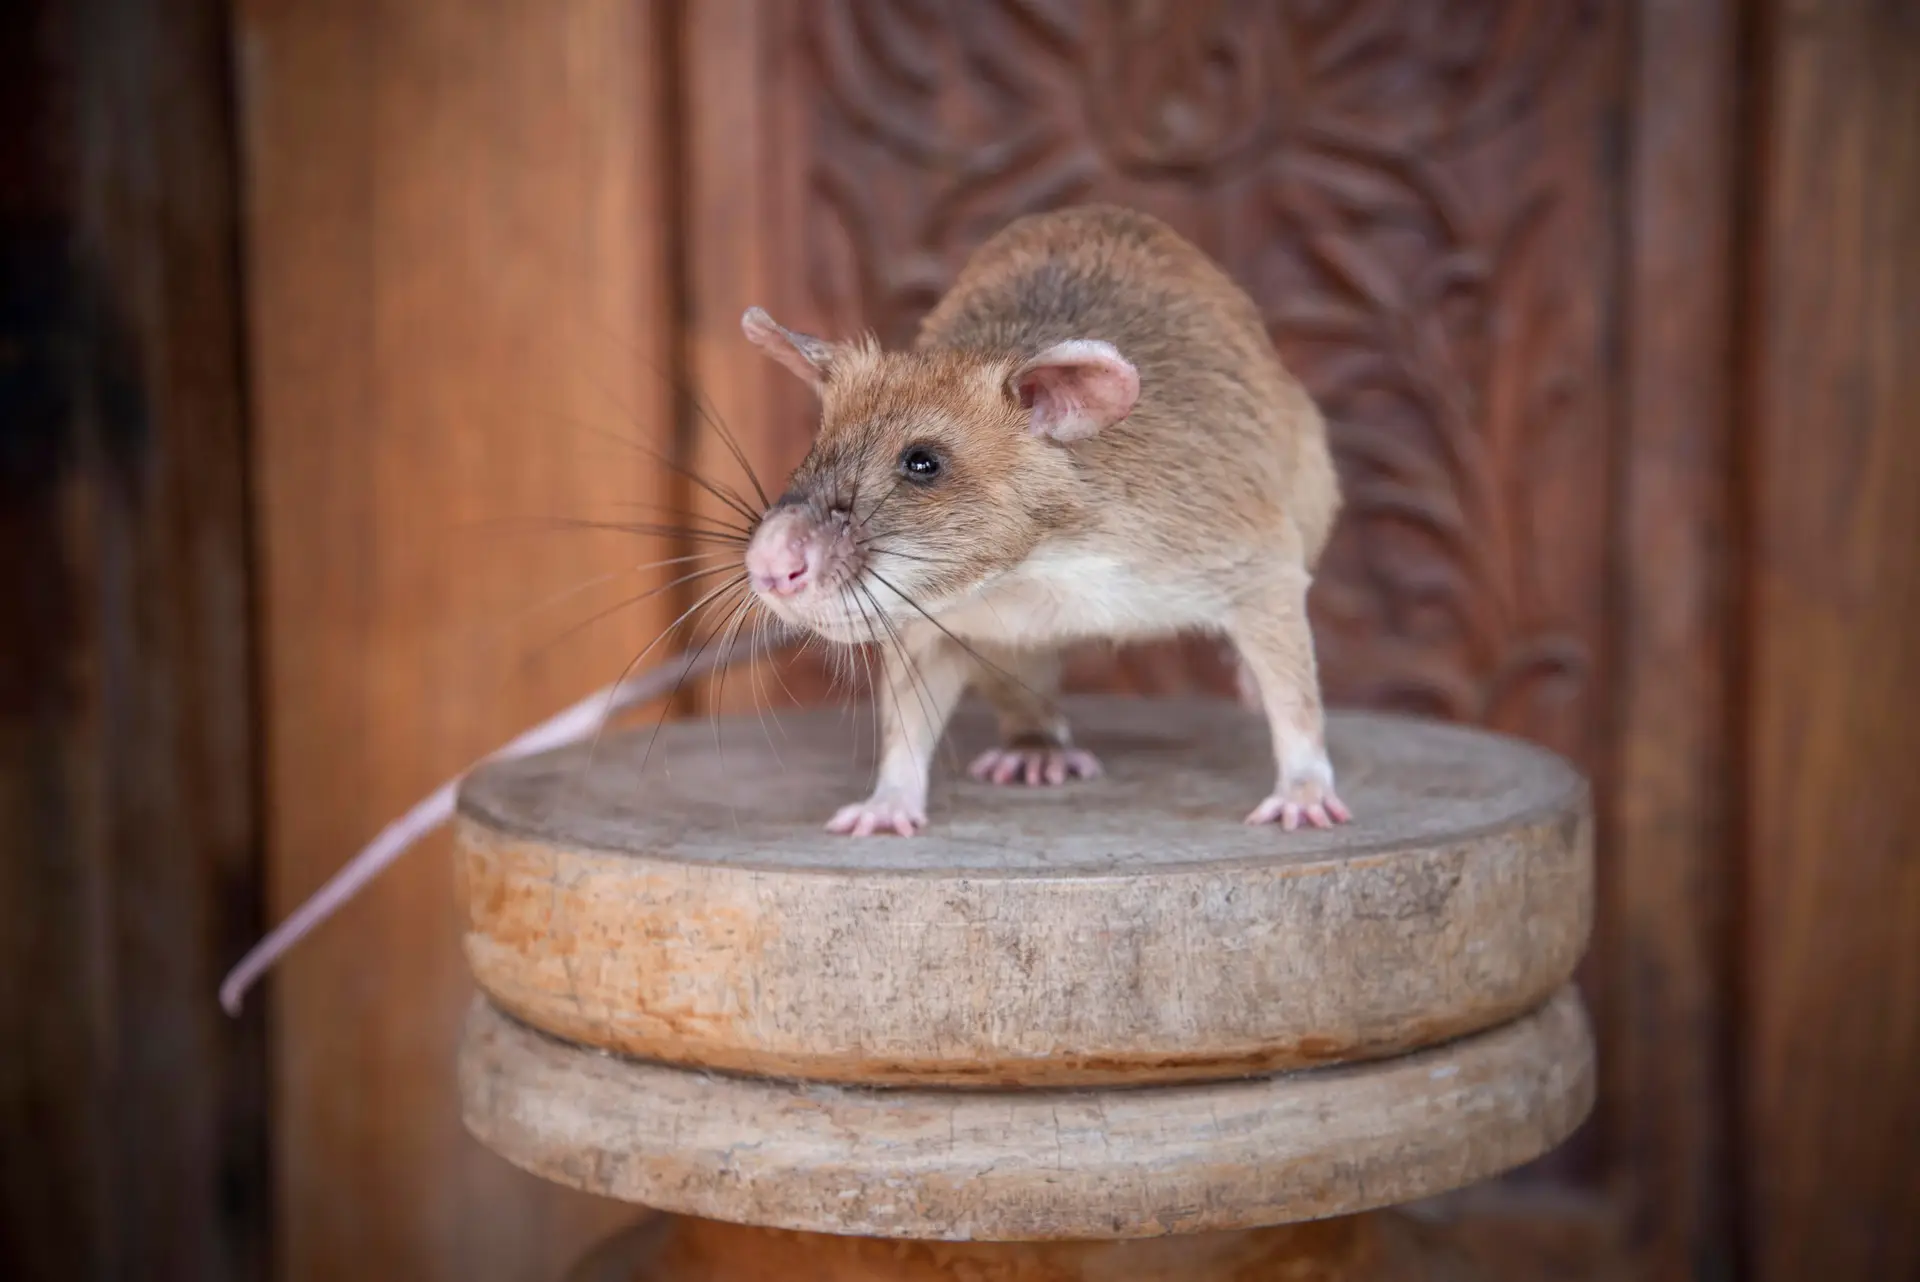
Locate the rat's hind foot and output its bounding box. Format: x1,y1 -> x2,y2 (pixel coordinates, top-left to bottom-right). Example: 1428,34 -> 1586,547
968,744 -> 1103,787
1245,772 -> 1352,831
826,791 -> 927,837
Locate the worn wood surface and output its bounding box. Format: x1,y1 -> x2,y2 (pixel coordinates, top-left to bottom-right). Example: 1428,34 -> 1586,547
236,1 -> 673,1277
1744,2 -> 1920,1280
0,0 -> 265,1277
564,1211 -> 1489,1282
457,697 -> 1591,1087
462,986 -> 1593,1241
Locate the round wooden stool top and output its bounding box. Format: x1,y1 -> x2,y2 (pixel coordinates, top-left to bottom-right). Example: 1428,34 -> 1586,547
454,696 -> 1591,1088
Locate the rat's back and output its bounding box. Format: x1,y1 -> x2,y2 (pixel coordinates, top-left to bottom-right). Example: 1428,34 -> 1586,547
919,206 -> 1271,373
918,205 -> 1337,566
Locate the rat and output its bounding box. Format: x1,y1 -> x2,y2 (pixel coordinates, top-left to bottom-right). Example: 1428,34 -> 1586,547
218,203 -> 1347,1014
741,203 -> 1349,837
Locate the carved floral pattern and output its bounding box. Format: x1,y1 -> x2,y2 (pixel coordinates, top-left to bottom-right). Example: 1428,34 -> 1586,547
790,0 -> 1603,750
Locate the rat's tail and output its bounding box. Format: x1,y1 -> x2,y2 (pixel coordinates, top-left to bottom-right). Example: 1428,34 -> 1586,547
217,644 -> 750,1016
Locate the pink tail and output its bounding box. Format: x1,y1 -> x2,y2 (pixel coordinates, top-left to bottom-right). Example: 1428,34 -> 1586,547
217,646 -> 742,1015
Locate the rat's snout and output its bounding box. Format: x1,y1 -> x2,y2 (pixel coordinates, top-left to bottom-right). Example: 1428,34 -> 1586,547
747,507 -> 834,599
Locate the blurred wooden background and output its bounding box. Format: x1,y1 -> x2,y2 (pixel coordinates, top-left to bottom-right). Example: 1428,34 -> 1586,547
3,1 -> 1915,1280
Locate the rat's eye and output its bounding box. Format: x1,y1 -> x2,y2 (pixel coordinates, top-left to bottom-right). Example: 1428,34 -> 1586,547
899,445 -> 943,482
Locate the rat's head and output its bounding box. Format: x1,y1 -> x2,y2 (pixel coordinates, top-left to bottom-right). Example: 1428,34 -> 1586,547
739,307 -> 1138,643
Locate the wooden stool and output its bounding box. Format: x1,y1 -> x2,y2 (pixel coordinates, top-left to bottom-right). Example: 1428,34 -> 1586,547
452,696 -> 1594,1280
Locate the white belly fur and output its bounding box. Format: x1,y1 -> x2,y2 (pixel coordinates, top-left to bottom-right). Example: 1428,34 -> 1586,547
933,544 -> 1225,647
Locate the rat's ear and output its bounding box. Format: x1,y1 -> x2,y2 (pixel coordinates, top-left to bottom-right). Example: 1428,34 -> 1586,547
742,307 -> 836,389
1009,340 -> 1140,442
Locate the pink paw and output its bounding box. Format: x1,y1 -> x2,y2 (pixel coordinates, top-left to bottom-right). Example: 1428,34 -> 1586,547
1245,782 -> 1352,831
825,794 -> 926,837
968,745 -> 1103,787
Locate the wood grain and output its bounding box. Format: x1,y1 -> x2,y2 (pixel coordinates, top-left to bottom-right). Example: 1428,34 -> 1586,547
1744,2 -> 1920,1279
456,698 -> 1592,1087
236,1 -> 674,1277
0,0 -> 265,1276
1609,0 -> 1739,1276
461,987 -> 1594,1241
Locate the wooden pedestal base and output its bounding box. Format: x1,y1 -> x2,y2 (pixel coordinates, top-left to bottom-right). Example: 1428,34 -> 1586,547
565,1212 -> 1484,1282
455,700 -> 1599,1281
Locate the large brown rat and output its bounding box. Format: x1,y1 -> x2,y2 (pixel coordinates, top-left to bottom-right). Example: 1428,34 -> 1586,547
742,204 -> 1348,836
217,203 -> 1347,1013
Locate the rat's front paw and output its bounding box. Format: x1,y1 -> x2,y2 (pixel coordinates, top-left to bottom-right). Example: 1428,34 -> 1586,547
1245,776 -> 1352,831
826,793 -> 927,837
968,744 -> 1103,786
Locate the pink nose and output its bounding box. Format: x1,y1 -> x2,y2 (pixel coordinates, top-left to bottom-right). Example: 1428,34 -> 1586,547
746,516 -> 814,597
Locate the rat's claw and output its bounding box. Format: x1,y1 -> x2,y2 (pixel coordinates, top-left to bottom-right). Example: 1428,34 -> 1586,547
1245,781 -> 1352,830
968,745 -> 1103,788
1244,795 -> 1297,828
826,795 -> 926,838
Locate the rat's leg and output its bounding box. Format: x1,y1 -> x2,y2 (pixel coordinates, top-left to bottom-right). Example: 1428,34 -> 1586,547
965,643 -> 1102,786
827,624 -> 970,836
1226,566 -> 1352,830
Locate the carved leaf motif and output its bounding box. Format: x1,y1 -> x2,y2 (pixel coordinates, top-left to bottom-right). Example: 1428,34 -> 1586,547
787,0 -> 1605,756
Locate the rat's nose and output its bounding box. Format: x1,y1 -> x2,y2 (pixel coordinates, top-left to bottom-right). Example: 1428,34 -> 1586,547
745,514 -> 815,597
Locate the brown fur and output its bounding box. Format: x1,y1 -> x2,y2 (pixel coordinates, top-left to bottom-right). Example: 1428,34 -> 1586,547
920,204 -> 1339,571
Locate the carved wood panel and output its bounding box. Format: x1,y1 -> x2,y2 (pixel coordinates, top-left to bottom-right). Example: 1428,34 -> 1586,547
754,0 -> 1611,774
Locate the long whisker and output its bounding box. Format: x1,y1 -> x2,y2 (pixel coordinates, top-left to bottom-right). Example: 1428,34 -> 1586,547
746,609 -> 787,758
845,593 -> 882,761
863,546 -> 966,567
704,593 -> 758,789
859,478 -> 904,527
545,304 -> 774,513
866,568 -> 1047,716
754,609 -> 803,714
629,583 -> 754,777
854,583 -> 923,727
849,586 -> 898,750
530,562 -> 746,663
483,514 -> 751,549
708,591 -> 758,751
606,499 -> 758,539
635,580 -> 755,777
618,334 -> 773,512
553,415 -> 764,526
857,581 -> 951,777
586,573 -> 751,768
497,551 -> 738,632
844,587 -> 882,703
583,417 -> 765,524
688,392 -> 772,512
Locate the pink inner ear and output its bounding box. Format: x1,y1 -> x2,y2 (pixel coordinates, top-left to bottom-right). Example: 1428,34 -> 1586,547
1014,341 -> 1139,442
